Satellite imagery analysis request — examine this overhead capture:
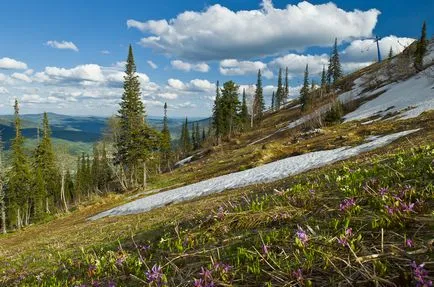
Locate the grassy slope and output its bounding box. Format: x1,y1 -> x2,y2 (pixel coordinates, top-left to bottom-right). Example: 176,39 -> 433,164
1,44 -> 433,285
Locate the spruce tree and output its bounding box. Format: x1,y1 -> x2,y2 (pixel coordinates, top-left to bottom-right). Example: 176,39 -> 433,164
202,127 -> 206,142
300,64 -> 310,111
212,81 -> 223,143
240,88 -> 249,130
331,38 -> 342,83
161,103 -> 171,169
284,67 -> 289,101
115,45 -> 158,188
182,118 -> 191,153
91,145 -> 100,192
414,21 -> 427,71
0,134 -> 6,233
220,81 -> 240,137
271,91 -> 275,111
254,70 -> 265,121
34,112 -> 58,215
100,143 -> 112,192
8,100 -> 32,229
276,68 -> 284,109
195,123 -> 200,149
388,47 -> 393,59
321,65 -> 327,90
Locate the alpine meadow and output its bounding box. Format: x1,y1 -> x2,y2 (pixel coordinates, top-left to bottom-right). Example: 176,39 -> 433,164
0,1 -> 433,286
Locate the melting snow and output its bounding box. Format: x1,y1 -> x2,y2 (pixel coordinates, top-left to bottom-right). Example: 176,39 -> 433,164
90,129 -> 419,220
344,71 -> 434,122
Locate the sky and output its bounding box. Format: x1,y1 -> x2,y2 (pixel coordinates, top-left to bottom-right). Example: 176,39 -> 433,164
0,0 -> 432,118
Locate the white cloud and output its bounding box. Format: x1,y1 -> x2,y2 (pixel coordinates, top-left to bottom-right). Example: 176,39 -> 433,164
21,94 -> 62,104
158,92 -> 178,100
41,64 -> 104,83
101,50 -> 110,55
24,69 -> 34,75
46,40 -> 79,52
171,60 -> 210,72
220,59 -> 273,79
130,0 -> 380,61
167,78 -> 186,90
341,35 -> 415,63
147,60 -> 158,69
0,87 -> 8,94
0,57 -> 28,70
269,54 -> 329,75
11,72 -> 32,83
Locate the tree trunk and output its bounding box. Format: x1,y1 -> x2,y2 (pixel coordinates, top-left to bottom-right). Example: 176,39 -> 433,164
17,208 -> 21,230
45,197 -> 51,214
143,161 -> 147,189
0,200 -> 6,234
60,169 -> 69,213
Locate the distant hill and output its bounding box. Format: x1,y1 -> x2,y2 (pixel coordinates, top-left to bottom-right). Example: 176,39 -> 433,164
0,113 -> 210,153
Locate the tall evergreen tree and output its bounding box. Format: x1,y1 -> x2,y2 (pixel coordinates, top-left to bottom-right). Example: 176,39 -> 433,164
284,67 -> 289,101
194,123 -> 200,149
254,70 -> 265,122
100,143 -> 112,192
91,144 -> 100,192
388,47 -> 393,59
34,112 -> 58,215
212,81 -> 223,143
0,134 -> 6,233
202,127 -> 206,142
414,21 -> 427,71
8,100 -> 33,229
160,103 -> 171,169
300,64 -> 311,111
271,91 -> 275,111
330,38 -> 342,84
115,45 -> 158,188
321,65 -> 327,90
240,88 -> 249,129
181,118 -> 191,153
220,81 -> 240,137
275,68 -> 284,109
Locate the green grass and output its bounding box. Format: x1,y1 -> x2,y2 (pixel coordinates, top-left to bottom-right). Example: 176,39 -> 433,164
1,136 -> 433,286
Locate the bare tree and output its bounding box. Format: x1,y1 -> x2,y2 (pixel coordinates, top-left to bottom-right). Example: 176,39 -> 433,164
0,135 -> 7,234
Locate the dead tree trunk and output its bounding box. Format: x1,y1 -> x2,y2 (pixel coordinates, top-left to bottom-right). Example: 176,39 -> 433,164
60,169 -> 69,213
143,161 -> 147,189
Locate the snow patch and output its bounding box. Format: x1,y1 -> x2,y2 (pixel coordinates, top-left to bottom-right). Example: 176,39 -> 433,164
90,129 -> 419,220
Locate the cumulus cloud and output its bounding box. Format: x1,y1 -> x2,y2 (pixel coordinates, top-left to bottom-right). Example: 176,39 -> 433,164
129,0 -> 380,61
341,35 -> 415,63
11,72 -> 32,83
171,60 -> 210,72
167,78 -> 186,90
21,94 -> 62,104
147,60 -> 158,69
269,53 -> 329,75
157,92 -> 178,100
167,78 -> 215,93
0,87 -> 9,94
0,57 -> 28,70
46,40 -> 79,52
220,59 -> 273,79
38,64 -> 105,83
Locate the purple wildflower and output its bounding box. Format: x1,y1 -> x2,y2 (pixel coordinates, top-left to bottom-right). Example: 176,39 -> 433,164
401,202 -> 415,213
296,227 -> 309,245
339,198 -> 356,211
410,261 -> 432,287
406,239 -> 414,248
345,228 -> 353,237
146,265 -> 165,286
199,267 -> 213,280
262,244 -> 269,255
292,268 -> 304,282
107,281 -> 116,287
216,206 -> 226,220
337,237 -> 348,247
139,244 -> 151,252
385,205 -> 395,215
309,189 -> 315,195
378,187 -> 388,196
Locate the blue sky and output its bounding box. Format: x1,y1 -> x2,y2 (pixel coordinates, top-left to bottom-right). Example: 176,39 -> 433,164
0,0 -> 432,117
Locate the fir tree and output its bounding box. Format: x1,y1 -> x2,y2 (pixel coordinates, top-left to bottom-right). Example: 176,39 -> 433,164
202,127 -> 206,142
414,21 -> 427,71
34,112 -> 58,215
321,65 -> 327,90
388,47 -> 393,59
0,134 -> 6,233
284,67 -> 289,101
254,70 -> 265,122
331,38 -> 343,83
275,68 -> 284,109
91,144 -> 100,192
100,143 -> 112,192
271,91 -> 275,111
220,81 -> 240,138
194,123 -> 200,149
181,118 -> 191,153
7,100 -> 33,229
115,45 -> 158,188
212,81 -> 223,143
300,64 -> 311,111
160,103 -> 171,169
240,88 -> 249,129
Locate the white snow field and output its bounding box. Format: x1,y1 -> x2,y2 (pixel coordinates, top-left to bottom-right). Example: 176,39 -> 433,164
343,71 -> 434,122
90,129 -> 419,220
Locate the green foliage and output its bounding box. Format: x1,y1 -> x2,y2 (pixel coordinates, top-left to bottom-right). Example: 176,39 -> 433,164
275,68 -> 284,109
240,89 -> 249,130
254,69 -> 265,121
300,64 -> 311,111
324,101 -> 344,124
16,144 -> 434,286
327,38 -> 343,86
414,21 -> 427,71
